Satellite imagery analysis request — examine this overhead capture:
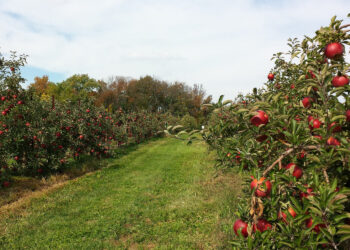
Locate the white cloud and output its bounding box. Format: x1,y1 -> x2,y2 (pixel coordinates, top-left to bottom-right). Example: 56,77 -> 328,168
0,0 -> 349,101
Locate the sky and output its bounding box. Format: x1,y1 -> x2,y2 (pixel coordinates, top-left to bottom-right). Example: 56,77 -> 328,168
0,0 -> 349,101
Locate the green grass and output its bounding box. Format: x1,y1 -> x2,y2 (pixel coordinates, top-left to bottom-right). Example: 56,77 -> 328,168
0,138 -> 242,249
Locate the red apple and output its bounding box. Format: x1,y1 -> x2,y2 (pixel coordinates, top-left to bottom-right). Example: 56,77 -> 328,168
274,83 -> 281,89
79,135 -> 84,140
313,135 -> 323,140
256,134 -> 268,142
309,119 -> 321,130
346,110 -> 350,122
300,186 -> 314,199
233,219 -> 248,237
250,177 -> 272,197
251,110 -> 269,127
268,73 -> 274,81
306,218 -> 326,233
285,163 -> 303,179
291,84 -> 295,89
253,219 -> 272,233
327,136 -> 340,146
2,181 -> 10,187
302,97 -> 312,108
332,75 -> 349,87
328,122 -> 342,133
325,42 -> 344,59
306,70 -> 316,79
279,207 -> 297,223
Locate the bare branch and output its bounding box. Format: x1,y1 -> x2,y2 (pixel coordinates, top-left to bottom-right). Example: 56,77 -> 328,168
340,23 -> 350,29
263,148 -> 294,176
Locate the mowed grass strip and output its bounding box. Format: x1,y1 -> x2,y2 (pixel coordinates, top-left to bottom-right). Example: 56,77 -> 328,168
0,138 -> 242,249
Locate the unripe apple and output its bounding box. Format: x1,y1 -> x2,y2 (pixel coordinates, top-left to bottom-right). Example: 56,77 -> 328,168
233,219 -> 248,237
332,75 -> 349,87
325,42 -> 344,59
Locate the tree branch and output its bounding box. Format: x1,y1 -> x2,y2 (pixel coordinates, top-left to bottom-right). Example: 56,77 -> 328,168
340,23 -> 350,29
263,145 -> 320,177
263,148 -> 294,176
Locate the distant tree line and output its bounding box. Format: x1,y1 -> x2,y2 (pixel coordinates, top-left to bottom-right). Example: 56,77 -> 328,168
29,74 -> 213,128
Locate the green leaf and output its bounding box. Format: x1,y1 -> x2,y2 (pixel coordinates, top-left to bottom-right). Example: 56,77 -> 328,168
331,115 -> 346,122
223,100 -> 233,106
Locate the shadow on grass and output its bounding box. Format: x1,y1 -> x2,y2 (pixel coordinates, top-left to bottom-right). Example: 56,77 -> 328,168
0,137 -> 163,208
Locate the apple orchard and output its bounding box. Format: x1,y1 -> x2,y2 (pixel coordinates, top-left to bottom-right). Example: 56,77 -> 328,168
1,13 -> 350,249
0,52 -> 173,187
203,16 -> 350,249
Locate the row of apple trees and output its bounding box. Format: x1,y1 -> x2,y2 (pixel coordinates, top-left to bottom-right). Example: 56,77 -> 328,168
202,16 -> 350,249
0,52 -> 172,188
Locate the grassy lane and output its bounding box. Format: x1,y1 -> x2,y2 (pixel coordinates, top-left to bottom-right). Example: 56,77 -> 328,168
0,138 -> 242,249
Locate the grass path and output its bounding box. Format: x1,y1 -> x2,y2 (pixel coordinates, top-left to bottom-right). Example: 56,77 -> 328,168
0,138 -> 242,249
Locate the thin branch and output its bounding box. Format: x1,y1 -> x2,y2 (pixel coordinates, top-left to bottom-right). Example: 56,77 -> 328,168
343,29 -> 350,33
263,145 -> 320,177
340,23 -> 350,29
263,148 -> 294,176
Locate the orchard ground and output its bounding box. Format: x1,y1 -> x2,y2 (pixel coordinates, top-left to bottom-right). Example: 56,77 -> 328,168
0,137 -> 243,249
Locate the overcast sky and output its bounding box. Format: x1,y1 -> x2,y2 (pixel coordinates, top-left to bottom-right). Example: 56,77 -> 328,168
1,0 -> 349,101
